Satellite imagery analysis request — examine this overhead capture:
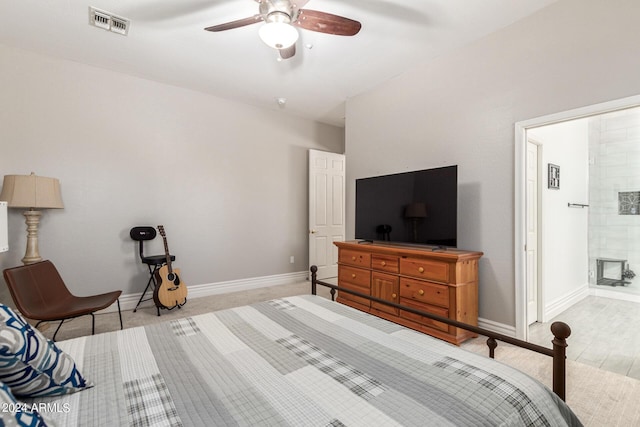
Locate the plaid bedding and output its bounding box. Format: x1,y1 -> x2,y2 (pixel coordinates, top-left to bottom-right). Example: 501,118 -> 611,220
29,295 -> 582,426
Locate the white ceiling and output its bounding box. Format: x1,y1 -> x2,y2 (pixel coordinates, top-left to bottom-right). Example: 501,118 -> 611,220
0,0 -> 557,127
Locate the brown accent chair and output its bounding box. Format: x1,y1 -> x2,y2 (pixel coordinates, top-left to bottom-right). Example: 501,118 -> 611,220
3,260 -> 123,341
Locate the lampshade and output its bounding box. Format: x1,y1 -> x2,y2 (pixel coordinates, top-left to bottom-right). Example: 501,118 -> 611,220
258,12 -> 299,49
0,173 -> 64,209
405,202 -> 427,219
0,201 -> 7,253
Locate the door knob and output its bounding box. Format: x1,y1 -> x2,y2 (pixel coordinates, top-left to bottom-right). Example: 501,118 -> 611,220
310,229 -> 317,234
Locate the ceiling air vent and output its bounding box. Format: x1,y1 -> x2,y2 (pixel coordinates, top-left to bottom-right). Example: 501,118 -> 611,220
89,7 -> 130,36
110,16 -> 129,35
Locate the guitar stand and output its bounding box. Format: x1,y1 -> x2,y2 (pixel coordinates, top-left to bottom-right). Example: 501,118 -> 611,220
156,298 -> 187,316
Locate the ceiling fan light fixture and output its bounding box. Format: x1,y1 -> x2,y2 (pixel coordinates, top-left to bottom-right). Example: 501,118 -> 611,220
258,11 -> 299,49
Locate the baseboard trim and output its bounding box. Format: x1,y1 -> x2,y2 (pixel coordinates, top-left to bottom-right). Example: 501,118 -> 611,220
189,271 -> 308,299
99,270 -> 308,314
543,284 -> 590,322
478,317 -> 516,338
590,286 -> 640,303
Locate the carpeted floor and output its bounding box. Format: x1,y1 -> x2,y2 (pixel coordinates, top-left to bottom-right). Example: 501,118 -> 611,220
40,281 -> 640,426
462,338 -> 640,426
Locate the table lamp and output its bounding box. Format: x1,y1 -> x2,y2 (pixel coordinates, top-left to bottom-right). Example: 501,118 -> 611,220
0,173 -> 64,264
0,201 -> 8,253
405,202 -> 427,243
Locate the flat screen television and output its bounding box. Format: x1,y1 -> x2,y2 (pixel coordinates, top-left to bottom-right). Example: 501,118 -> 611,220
355,165 -> 457,247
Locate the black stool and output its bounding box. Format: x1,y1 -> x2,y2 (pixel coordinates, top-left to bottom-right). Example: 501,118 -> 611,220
130,226 -> 175,316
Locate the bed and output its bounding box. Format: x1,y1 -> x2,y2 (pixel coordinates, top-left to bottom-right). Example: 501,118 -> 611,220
0,273 -> 582,426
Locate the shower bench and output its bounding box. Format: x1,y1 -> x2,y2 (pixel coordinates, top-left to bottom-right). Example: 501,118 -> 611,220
596,258 -> 631,287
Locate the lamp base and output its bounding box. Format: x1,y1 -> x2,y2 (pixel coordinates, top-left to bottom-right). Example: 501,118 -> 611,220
22,210 -> 42,265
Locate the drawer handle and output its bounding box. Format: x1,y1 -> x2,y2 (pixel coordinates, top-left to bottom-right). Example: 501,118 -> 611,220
391,293 -> 397,299
418,289 -> 425,296
381,261 -> 386,266
352,256 -> 357,261
351,273 -> 356,279
418,267 -> 425,273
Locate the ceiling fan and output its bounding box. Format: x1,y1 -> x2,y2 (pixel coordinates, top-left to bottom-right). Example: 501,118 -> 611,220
204,0 -> 361,60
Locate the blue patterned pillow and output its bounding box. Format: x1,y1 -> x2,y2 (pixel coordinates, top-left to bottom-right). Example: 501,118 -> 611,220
0,304 -> 92,397
0,380 -> 48,426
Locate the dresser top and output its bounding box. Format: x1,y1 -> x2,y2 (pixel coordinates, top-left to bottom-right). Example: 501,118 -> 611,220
335,241 -> 483,261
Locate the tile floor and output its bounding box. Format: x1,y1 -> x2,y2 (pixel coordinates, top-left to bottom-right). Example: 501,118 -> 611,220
529,295 -> 640,379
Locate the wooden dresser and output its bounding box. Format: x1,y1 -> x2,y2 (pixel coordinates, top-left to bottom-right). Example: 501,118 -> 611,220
335,241 -> 483,345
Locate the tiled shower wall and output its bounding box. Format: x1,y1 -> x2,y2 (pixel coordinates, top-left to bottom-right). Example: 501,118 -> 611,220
589,108 -> 640,293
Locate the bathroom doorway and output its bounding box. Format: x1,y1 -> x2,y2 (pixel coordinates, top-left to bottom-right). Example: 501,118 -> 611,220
515,95 -> 640,340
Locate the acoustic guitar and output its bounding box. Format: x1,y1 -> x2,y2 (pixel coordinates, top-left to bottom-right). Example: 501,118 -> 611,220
153,225 -> 187,310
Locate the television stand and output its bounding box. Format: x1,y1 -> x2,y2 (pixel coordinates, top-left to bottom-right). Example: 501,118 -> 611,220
334,241 -> 483,345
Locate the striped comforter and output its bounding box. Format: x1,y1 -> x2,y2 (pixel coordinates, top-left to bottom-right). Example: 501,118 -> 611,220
31,295 -> 581,426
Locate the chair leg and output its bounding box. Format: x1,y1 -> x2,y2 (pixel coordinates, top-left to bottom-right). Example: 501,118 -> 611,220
133,273 -> 155,312
117,299 -> 123,330
91,313 -> 95,335
52,320 -> 65,342
134,264 -> 160,313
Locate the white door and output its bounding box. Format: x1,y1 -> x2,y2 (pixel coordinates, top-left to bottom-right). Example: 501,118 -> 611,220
526,140 -> 540,325
309,149 -> 345,279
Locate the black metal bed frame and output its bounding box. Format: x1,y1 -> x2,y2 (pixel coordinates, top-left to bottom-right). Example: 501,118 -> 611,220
309,265 -> 571,401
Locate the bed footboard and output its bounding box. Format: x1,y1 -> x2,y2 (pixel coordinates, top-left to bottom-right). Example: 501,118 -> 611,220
310,265 -> 570,401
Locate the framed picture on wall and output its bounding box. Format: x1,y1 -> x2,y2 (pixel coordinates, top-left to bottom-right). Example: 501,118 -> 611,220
548,163 -> 560,189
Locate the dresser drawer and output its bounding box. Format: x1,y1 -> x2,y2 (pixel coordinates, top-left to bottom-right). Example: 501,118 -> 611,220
371,254 -> 399,273
339,249 -> 371,268
338,285 -> 371,309
338,266 -> 371,308
400,278 -> 449,308
400,298 -> 449,333
339,265 -> 371,288
400,257 -> 449,282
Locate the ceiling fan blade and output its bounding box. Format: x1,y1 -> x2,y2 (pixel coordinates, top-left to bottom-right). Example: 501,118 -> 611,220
279,44 -> 296,60
204,14 -> 263,32
294,9 -> 361,36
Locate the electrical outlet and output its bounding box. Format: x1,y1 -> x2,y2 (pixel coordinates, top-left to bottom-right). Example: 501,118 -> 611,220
290,256 -> 295,264
589,270 -> 594,278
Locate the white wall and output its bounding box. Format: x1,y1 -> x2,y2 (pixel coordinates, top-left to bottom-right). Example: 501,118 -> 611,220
0,43 -> 344,304
529,119 -> 589,317
345,0 -> 640,327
